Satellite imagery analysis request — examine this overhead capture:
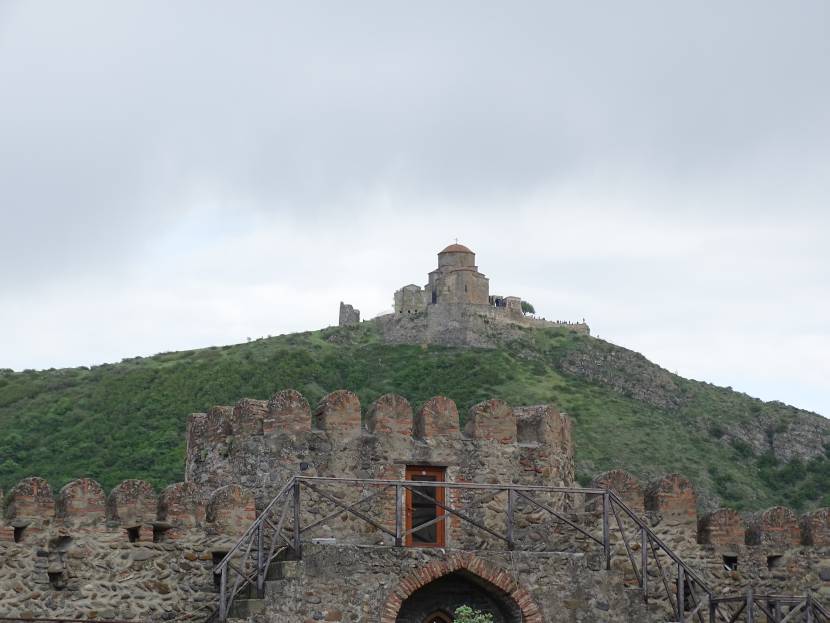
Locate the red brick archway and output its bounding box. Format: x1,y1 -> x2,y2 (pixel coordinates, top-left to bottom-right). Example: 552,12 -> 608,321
380,553 -> 543,623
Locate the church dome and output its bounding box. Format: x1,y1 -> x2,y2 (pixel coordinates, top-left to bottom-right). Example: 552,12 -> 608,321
439,243 -> 473,254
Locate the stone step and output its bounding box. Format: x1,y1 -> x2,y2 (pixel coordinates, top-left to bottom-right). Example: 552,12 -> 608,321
229,598 -> 266,618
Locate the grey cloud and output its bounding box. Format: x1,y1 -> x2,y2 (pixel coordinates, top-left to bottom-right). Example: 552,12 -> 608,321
0,1 -> 827,414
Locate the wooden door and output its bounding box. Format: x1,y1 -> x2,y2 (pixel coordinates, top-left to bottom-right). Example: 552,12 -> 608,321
405,465 -> 446,547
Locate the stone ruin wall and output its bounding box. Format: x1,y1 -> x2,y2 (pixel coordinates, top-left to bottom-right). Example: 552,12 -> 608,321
1,388 -> 829,621
372,305 -> 589,350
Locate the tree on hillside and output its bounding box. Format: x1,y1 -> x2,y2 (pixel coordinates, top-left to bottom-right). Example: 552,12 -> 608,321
454,606 -> 494,623
521,301 -> 535,315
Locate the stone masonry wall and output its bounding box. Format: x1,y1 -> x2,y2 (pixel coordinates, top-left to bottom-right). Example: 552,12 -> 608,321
2,387 -> 830,622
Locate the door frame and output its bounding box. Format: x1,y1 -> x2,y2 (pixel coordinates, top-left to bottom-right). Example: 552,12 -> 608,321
405,465 -> 446,547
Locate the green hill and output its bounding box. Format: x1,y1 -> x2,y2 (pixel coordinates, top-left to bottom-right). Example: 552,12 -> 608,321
1,323 -> 827,512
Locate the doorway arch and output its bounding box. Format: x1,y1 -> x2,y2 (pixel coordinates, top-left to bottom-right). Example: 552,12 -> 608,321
380,554 -> 542,623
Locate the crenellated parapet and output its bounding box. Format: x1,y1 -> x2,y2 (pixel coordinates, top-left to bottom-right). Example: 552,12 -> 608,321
367,393 -> 413,436
464,399 -> 516,444
266,389 -> 312,435
746,506 -> 801,548
698,508 -> 746,547
414,396 -> 460,439
5,476 -> 55,538
591,469 -> 645,514
57,478 -> 106,530
158,481 -> 207,540
645,473 -> 698,541
206,484 -> 256,538
800,507 -> 830,546
184,389 -> 578,504
107,479 -> 157,542
0,476 -> 258,549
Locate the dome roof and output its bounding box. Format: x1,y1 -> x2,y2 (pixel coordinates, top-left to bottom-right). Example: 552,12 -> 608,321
439,243 -> 473,254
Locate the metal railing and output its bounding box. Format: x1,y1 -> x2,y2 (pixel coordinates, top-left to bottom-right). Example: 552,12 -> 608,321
210,477 -> 827,623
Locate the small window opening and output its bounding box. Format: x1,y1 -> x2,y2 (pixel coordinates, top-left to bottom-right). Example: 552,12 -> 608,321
424,612 -> 452,623
48,570 -> 66,590
53,536 -> 73,551
126,526 -> 140,543
722,555 -> 738,571
212,552 -> 227,589
767,555 -> 783,570
13,526 -> 26,543
153,525 -> 170,543
431,291 -> 437,304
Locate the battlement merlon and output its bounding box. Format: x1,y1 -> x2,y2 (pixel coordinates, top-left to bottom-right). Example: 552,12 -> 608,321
183,389 -> 576,502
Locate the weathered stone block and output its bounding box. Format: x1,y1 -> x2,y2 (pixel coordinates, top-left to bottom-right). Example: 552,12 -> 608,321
313,390 -> 361,435
644,474 -> 697,527
414,396 -> 460,439
107,480 -> 156,528
367,394 -> 413,436
5,477 -> 55,530
464,399 -> 516,443
591,470 -> 644,515
265,389 -> 311,435
230,398 -> 268,436
158,482 -> 206,537
747,506 -> 800,547
206,484 -> 256,537
207,405 -> 233,441
698,508 -> 745,546
56,478 -> 106,529
800,508 -> 830,546
514,405 -> 574,486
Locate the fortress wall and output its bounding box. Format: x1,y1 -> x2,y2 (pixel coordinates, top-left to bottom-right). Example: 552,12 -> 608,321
3,383 -> 830,619
183,388 -> 577,487
1,464 -> 829,619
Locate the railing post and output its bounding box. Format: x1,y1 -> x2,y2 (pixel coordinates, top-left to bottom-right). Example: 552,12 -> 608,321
395,484 -> 403,547
641,527 -> 647,602
806,590 -> 814,623
602,492 -> 610,570
293,478 -> 302,559
746,586 -> 754,623
256,522 -> 264,598
677,563 -> 685,621
218,564 -> 227,621
506,488 -> 515,551
708,596 -> 716,623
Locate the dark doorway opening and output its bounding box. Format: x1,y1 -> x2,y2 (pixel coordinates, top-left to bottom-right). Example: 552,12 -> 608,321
396,571 -> 521,623
405,465 -> 445,547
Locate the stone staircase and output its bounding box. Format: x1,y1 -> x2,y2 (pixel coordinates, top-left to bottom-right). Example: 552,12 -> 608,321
225,559 -> 300,620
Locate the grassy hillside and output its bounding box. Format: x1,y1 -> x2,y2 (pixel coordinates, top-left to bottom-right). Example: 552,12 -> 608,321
1,323 -> 827,512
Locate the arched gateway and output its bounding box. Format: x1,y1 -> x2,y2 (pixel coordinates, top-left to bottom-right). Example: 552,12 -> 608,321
380,554 -> 543,623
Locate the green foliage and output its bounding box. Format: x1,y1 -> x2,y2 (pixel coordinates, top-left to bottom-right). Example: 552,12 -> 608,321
520,301 -> 535,315
454,606 -> 494,623
0,322 -> 825,512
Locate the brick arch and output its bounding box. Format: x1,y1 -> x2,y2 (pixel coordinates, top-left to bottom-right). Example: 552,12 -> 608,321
380,553 -> 542,623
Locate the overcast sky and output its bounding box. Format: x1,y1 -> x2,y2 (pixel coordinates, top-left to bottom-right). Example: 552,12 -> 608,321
1,2 -> 828,417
